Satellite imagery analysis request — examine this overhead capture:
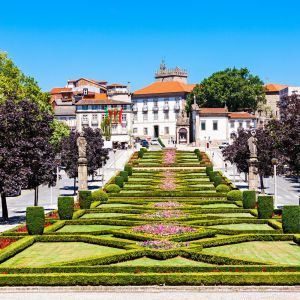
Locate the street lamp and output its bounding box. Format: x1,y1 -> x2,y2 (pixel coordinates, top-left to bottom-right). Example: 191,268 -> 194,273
113,149 -> 117,171
100,156 -> 105,187
271,158 -> 278,208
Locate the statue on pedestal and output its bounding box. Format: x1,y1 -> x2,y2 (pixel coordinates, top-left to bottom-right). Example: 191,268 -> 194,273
77,132 -> 88,191
247,129 -> 258,191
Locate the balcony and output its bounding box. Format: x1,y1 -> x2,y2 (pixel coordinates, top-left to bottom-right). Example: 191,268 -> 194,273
132,105 -> 138,112
152,105 -> 159,112
91,119 -> 98,125
174,103 -> 180,111
142,105 -> 148,112
82,119 -> 89,125
163,104 -> 169,111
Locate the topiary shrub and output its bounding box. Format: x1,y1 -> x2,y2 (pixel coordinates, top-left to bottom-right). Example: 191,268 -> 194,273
26,207 -> 45,235
58,196 -> 74,220
138,150 -> 144,158
194,149 -> 200,154
124,164 -> 133,176
227,190 -> 242,201
282,206 -> 300,233
120,171 -> 129,182
106,184 -> 121,193
213,175 -> 222,187
216,184 -> 230,193
197,153 -> 203,161
79,190 -> 92,209
206,166 -> 213,176
257,195 -> 274,219
115,176 -> 124,188
91,189 -> 108,203
140,147 -> 148,153
242,190 -> 256,209
209,171 -> 218,182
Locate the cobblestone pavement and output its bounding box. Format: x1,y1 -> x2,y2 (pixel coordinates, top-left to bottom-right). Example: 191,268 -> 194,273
0,286 -> 299,300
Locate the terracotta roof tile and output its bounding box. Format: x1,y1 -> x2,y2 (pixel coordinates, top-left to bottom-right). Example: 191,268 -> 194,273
229,112 -> 256,119
265,83 -> 287,92
133,81 -> 195,95
75,99 -> 130,105
50,87 -> 72,94
199,108 -> 228,114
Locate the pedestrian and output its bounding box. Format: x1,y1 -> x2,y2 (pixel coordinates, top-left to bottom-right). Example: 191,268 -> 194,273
225,162 -> 228,172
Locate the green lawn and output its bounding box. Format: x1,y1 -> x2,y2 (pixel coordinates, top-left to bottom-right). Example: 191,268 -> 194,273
99,203 -> 133,207
197,203 -> 238,208
1,242 -> 124,267
112,256 -> 213,266
203,241 -> 300,265
207,223 -> 274,230
80,213 -> 132,219
57,225 -> 127,232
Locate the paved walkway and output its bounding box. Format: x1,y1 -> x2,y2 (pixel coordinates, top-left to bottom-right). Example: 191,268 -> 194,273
0,286 -> 299,300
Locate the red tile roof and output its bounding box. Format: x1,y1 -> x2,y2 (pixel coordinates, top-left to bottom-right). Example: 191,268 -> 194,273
199,108 -> 228,114
229,112 -> 256,119
50,87 -> 72,94
83,93 -> 108,101
75,99 -> 129,105
265,83 -> 287,92
107,83 -> 127,87
133,81 -> 195,95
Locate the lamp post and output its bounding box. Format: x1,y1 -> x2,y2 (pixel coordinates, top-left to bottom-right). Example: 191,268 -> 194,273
113,149 -> 117,172
271,158 -> 278,208
100,156 -> 105,187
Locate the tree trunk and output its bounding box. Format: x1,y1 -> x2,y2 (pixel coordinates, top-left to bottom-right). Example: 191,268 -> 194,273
92,173 -> 94,182
73,177 -> 76,195
34,186 -> 38,206
244,173 -> 248,182
1,192 -> 8,221
260,174 -> 265,194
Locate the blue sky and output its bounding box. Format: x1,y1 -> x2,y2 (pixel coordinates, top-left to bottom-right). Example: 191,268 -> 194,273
1,0 -> 300,91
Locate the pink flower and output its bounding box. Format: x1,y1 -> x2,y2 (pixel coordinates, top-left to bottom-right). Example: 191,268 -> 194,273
132,224 -> 196,236
154,201 -> 182,208
139,240 -> 190,249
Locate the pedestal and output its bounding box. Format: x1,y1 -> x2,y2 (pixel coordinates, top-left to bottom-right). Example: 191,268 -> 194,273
78,157 -> 88,191
248,157 -> 258,191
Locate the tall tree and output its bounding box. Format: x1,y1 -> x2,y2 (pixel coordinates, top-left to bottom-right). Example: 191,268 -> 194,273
186,68 -> 265,112
0,99 -> 57,219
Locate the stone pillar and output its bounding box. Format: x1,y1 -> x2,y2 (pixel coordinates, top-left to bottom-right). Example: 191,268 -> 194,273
77,133 -> 88,191
248,157 -> 258,191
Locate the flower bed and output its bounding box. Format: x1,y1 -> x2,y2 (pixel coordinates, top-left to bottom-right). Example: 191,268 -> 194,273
162,150 -> 176,165
132,224 -> 196,236
0,238 -> 17,250
153,201 -> 182,208
139,240 -> 189,249
14,222 -> 53,233
143,210 -> 187,219
160,171 -> 176,191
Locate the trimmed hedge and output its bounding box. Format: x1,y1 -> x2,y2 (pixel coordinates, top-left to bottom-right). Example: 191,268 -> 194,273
120,171 -> 129,182
243,191 -> 256,209
282,206 -> 300,233
57,196 -> 74,220
26,207 -> 45,235
106,184 -> 121,193
206,166 -> 213,176
79,190 -> 92,209
91,189 -> 108,203
115,176 -> 124,188
138,150 -> 144,158
227,190 -> 242,202
124,164 -> 133,176
213,176 -> 222,187
257,196 -> 274,219
216,184 -> 230,193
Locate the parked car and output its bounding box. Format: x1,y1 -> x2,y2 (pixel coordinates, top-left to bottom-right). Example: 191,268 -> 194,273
219,142 -> 229,149
150,139 -> 160,145
141,140 -> 149,148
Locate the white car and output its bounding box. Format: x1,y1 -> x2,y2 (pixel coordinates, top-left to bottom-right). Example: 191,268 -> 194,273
219,142 -> 229,149
150,139 -> 160,145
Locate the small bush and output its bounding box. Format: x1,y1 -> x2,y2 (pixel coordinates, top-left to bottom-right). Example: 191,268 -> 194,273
26,207 -> 45,235
213,176 -> 222,187
79,190 -> 92,209
209,171 -> 218,182
138,150 -> 144,158
216,184 -> 230,193
106,184 -> 121,193
197,153 -> 202,161
124,164 -> 133,176
194,149 -> 200,154
91,189 -> 108,203
58,196 -> 74,220
206,166 -> 213,176
243,190 -> 256,209
257,196 -> 274,219
227,190 -> 242,201
140,147 -> 148,153
120,171 -> 129,182
282,206 -> 300,233
115,176 -> 124,188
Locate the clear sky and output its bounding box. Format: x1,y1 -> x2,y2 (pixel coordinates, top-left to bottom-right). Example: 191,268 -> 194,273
1,0 -> 300,91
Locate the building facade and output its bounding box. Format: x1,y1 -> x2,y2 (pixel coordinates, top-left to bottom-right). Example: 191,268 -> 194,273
132,62 -> 195,144
191,106 -> 256,146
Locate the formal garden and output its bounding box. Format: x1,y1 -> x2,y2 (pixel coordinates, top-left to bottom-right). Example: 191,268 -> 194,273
0,149 -> 299,286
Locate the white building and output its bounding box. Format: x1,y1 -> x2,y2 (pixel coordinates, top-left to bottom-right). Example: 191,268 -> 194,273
191,106 -> 256,146
132,62 -> 195,144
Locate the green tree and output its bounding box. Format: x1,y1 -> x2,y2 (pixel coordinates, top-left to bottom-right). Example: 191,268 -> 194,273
101,116 -> 112,141
186,67 -> 265,112
50,119 -> 70,152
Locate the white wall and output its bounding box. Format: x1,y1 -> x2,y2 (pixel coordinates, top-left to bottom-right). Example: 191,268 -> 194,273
228,119 -> 256,138
198,116 -> 228,141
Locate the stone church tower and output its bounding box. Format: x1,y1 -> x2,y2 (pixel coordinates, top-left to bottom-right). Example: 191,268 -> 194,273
155,60 -> 188,83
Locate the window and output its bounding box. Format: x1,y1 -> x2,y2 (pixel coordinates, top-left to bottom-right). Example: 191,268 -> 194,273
164,98 -> 169,104
164,112 -> 169,120
134,113 -> 138,121
239,122 -> 243,128
82,114 -> 88,125
164,127 -> 169,134
122,114 -> 127,122
121,104 -> 128,110
143,127 -> 148,135
201,121 -> 206,130
143,112 -> 148,121
230,121 -> 235,128
213,120 -> 218,131
92,105 -> 100,110
154,100 -> 158,107
133,128 -> 138,134
92,114 -> 98,122
246,121 -> 250,128
143,99 -> 148,105
153,112 -> 158,120
82,105 -> 89,111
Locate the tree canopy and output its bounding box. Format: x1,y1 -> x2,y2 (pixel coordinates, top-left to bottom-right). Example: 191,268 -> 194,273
186,67 -> 265,112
